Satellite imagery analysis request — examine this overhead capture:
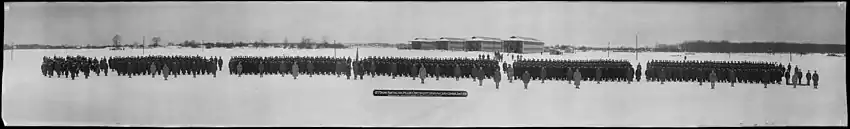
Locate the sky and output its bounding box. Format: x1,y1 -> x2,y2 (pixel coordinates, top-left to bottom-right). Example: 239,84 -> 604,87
4,2 -> 846,47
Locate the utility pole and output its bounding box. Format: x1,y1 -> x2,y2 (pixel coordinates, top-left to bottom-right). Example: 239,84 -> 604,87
142,36 -> 146,55
635,32 -> 639,61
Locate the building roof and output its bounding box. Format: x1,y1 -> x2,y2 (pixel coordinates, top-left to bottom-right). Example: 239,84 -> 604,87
469,36 -> 502,42
439,37 -> 466,41
507,36 -> 543,43
411,38 -> 439,42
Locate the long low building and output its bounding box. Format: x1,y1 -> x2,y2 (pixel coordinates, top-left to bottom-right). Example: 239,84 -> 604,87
504,36 -> 545,53
409,36 -> 544,53
437,37 -> 466,51
467,36 -> 503,52
410,38 -> 439,50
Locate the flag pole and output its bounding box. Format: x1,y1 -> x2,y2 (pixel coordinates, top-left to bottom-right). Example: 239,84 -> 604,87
635,32 -> 639,61
607,42 -> 611,58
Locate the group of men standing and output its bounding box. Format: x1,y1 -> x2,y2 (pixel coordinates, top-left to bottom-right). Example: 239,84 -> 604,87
511,59 -> 635,86
228,56 -> 352,79
783,63 -> 819,89
108,55 -> 223,80
359,56 -> 500,84
41,56 -> 109,80
644,60 -> 820,89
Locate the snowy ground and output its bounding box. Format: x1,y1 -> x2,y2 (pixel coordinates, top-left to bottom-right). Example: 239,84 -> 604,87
2,48 -> 847,127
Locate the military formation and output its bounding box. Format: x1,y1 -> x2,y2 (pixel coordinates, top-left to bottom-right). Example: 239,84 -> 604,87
228,56 -> 352,79
511,59 -> 634,89
359,56 -> 500,83
108,55 -> 223,80
38,53 -> 822,90
41,56 -> 109,80
645,60 -> 819,89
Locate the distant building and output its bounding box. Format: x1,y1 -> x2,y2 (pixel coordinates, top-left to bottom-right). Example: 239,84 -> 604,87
437,37 -> 466,51
504,36 -> 545,53
410,38 -> 439,50
467,36 -> 503,52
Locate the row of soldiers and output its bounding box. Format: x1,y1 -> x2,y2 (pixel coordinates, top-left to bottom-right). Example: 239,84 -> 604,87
108,55 -> 223,80
645,60 -> 820,89
511,59 -> 635,84
228,56 -> 353,79
41,56 -> 109,80
359,56 -> 500,82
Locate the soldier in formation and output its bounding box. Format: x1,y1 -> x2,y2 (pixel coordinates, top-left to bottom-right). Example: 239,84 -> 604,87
42,56 -> 110,80
228,56 -> 351,79
645,60 -> 787,88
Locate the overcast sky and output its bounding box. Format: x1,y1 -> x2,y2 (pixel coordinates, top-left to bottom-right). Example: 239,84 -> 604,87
4,2 -> 846,47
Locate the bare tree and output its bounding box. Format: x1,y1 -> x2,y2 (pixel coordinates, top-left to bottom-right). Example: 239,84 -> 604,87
112,34 -> 122,47
150,36 -> 161,47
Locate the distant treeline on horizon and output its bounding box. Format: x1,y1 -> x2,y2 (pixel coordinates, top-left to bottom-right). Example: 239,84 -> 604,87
670,40 -> 845,53
4,40 -> 845,53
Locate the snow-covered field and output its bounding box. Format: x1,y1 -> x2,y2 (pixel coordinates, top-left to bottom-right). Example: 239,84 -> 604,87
2,48 -> 847,127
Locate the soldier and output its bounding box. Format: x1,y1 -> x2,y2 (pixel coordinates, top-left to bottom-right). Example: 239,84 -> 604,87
258,61 -> 265,78
476,67 -> 485,86
209,60 -> 217,78
805,70 -> 812,85
659,68 -> 666,84
763,70 -> 770,88
792,70 -> 799,88
345,59 -> 352,80
292,61 -> 300,79
709,70 -> 717,89
370,61 -> 377,78
493,68 -> 502,89
784,68 -> 791,84
192,60 -> 198,78
522,71 -> 531,90
574,70 -> 582,89
419,65 -> 427,84
434,64 -> 441,81
150,62 -> 157,78
237,62 -> 244,77
307,61 -> 315,77
727,69 -> 738,87
163,63 -> 170,81
636,63 -> 642,82
626,67 -> 634,84
454,63 -> 462,81
127,61 -> 134,79
540,66 -> 547,84
279,60 -> 288,77
507,65 -> 514,83
81,61 -> 90,79
566,68 -> 573,84
391,62 -> 398,79
596,67 -> 602,84
812,71 -> 819,89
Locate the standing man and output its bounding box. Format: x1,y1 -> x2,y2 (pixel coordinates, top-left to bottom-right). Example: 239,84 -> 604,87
626,67 -> 634,84
566,68 -> 573,84
434,64 -> 441,81
477,67 -> 485,86
237,62 -> 244,77
419,64 -> 427,84
636,63 -> 642,82
391,62 -> 398,79
292,61 -> 300,79
812,71 -> 819,89
370,61 -> 377,78
540,66 -> 548,84
784,68 -> 791,84
659,68 -> 666,84
127,61 -> 134,79
805,70 -> 812,85
596,67 -> 602,84
163,63 -> 170,80
307,61 -> 315,77
494,68 -> 502,89
709,70 -> 717,89
411,63 -> 419,80
574,69 -> 582,89
522,71 -> 531,90
454,63 -> 462,81
507,65 -> 514,83
209,60 -> 217,78
280,61 -> 288,77
150,62 -> 157,78
729,68 -> 736,87
763,69 -> 770,88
